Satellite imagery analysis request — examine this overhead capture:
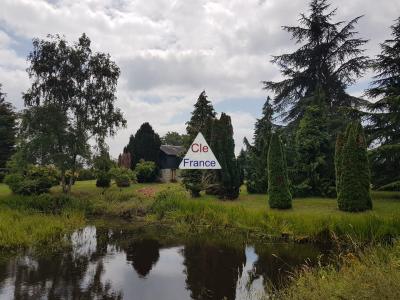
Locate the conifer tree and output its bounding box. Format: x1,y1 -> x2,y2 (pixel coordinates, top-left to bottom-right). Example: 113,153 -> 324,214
337,121 -> 372,212
366,18 -> 400,188
127,122 -> 161,168
267,133 -> 292,209
264,0 -> 369,122
245,97 -> 274,194
182,91 -> 216,197
0,85 -> 16,170
210,113 -> 241,199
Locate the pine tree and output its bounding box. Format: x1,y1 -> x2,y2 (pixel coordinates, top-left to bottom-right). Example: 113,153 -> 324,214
365,18 -> 400,188
182,91 -> 217,197
267,133 -> 292,209
245,97 -> 274,194
337,121 -> 372,212
127,123 -> 161,168
0,85 -> 16,169
264,0 -> 369,123
210,113 -> 241,200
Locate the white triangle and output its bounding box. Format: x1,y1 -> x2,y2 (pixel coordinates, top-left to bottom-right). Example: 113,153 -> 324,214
179,132 -> 221,169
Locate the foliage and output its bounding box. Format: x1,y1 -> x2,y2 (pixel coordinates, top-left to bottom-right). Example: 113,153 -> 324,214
126,122 -> 161,168
161,131 -> 189,146
273,243 -> 400,300
337,122 -> 372,212
135,160 -> 158,183
93,147 -> 113,188
294,88 -> 333,197
182,169 -> 203,197
21,33 -> 126,193
263,0 -> 369,123
244,97 -> 274,194
209,113 -> 241,199
4,165 -> 59,195
267,133 -> 292,209
0,84 -> 17,169
110,167 -> 136,187
376,181 -> 400,192
77,168 -> 96,181
182,90 -> 216,197
365,18 -> 400,188
95,171 -> 111,188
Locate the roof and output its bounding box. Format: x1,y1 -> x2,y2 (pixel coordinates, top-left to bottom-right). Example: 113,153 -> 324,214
160,145 -> 185,156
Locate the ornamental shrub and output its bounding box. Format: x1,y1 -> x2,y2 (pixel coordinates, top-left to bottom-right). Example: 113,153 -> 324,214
337,121 -> 372,212
96,171 -> 111,188
267,133 -> 292,209
135,160 -> 158,183
110,167 -> 136,187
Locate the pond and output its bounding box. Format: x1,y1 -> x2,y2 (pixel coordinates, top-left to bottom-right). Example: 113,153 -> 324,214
0,222 -> 327,300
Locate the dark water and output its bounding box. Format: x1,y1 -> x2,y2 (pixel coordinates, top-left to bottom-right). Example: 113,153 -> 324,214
0,223 -> 325,300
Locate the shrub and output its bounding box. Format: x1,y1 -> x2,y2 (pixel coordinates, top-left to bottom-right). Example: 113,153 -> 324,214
0,169 -> 7,182
135,160 -> 158,183
182,169 -> 203,197
110,167 -> 136,187
96,171 -> 111,188
267,133 -> 292,209
4,165 -> 58,195
337,122 -> 372,212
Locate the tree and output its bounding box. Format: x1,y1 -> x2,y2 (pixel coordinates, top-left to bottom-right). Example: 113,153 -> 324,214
365,18 -> 400,188
186,91 -> 216,139
21,34 -> 126,193
264,0 -> 369,123
294,87 -> 333,196
267,133 -> 292,209
0,85 -> 16,170
337,121 -> 372,212
182,91 -> 216,197
245,97 -> 274,194
209,113 -> 241,200
161,131 -> 189,146
127,122 -> 161,168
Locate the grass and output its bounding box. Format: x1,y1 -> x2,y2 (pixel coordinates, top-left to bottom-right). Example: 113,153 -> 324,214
272,241 -> 400,299
0,208 -> 84,251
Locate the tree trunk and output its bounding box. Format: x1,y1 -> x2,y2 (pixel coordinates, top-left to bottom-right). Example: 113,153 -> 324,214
61,171 -> 68,194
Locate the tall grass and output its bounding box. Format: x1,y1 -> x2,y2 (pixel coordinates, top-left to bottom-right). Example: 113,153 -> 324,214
272,242 -> 400,299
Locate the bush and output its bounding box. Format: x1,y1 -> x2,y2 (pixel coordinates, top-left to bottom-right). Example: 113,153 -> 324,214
77,168 -> 95,181
267,133 -> 292,209
135,160 -> 158,183
96,171 -> 111,188
110,167 -> 136,187
0,169 -> 7,182
337,122 -> 372,212
4,165 -> 59,195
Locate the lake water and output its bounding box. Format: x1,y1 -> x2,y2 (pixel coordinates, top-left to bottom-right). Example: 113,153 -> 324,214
0,222 -> 325,300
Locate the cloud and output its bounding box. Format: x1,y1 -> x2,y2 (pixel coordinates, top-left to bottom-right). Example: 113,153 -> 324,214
0,0 -> 399,156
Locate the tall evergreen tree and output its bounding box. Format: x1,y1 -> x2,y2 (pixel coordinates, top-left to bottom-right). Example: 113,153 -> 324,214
267,133 -> 292,209
264,0 -> 369,123
245,97 -> 274,194
365,18 -> 400,188
0,85 -> 16,169
127,122 -> 161,168
337,121 -> 372,212
182,91 -> 217,197
294,87 -> 333,196
210,113 -> 241,200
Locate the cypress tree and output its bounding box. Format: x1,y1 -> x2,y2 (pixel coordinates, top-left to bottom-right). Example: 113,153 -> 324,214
267,133 -> 292,209
127,122 -> 161,168
337,122 -> 372,212
0,85 -> 16,170
182,91 -> 216,197
334,132 -> 345,195
210,113 -> 241,200
245,97 -> 274,194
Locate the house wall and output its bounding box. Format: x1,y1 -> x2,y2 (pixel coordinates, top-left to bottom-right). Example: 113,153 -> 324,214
159,169 -> 182,183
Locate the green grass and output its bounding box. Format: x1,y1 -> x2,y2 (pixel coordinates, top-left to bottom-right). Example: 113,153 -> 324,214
272,241 -> 400,299
0,208 -> 84,251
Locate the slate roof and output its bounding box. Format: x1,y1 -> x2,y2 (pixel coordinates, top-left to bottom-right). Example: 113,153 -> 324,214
160,145 -> 185,156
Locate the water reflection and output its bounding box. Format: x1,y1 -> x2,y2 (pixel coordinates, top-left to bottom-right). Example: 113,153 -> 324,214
0,224 -> 324,300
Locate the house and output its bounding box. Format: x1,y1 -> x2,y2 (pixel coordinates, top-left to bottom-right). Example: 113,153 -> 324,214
159,145 -> 185,182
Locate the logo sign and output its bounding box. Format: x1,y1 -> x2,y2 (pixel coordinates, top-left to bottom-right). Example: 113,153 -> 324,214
179,132 -> 221,169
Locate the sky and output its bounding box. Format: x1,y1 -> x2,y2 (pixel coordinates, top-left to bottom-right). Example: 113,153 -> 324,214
0,0 -> 399,157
